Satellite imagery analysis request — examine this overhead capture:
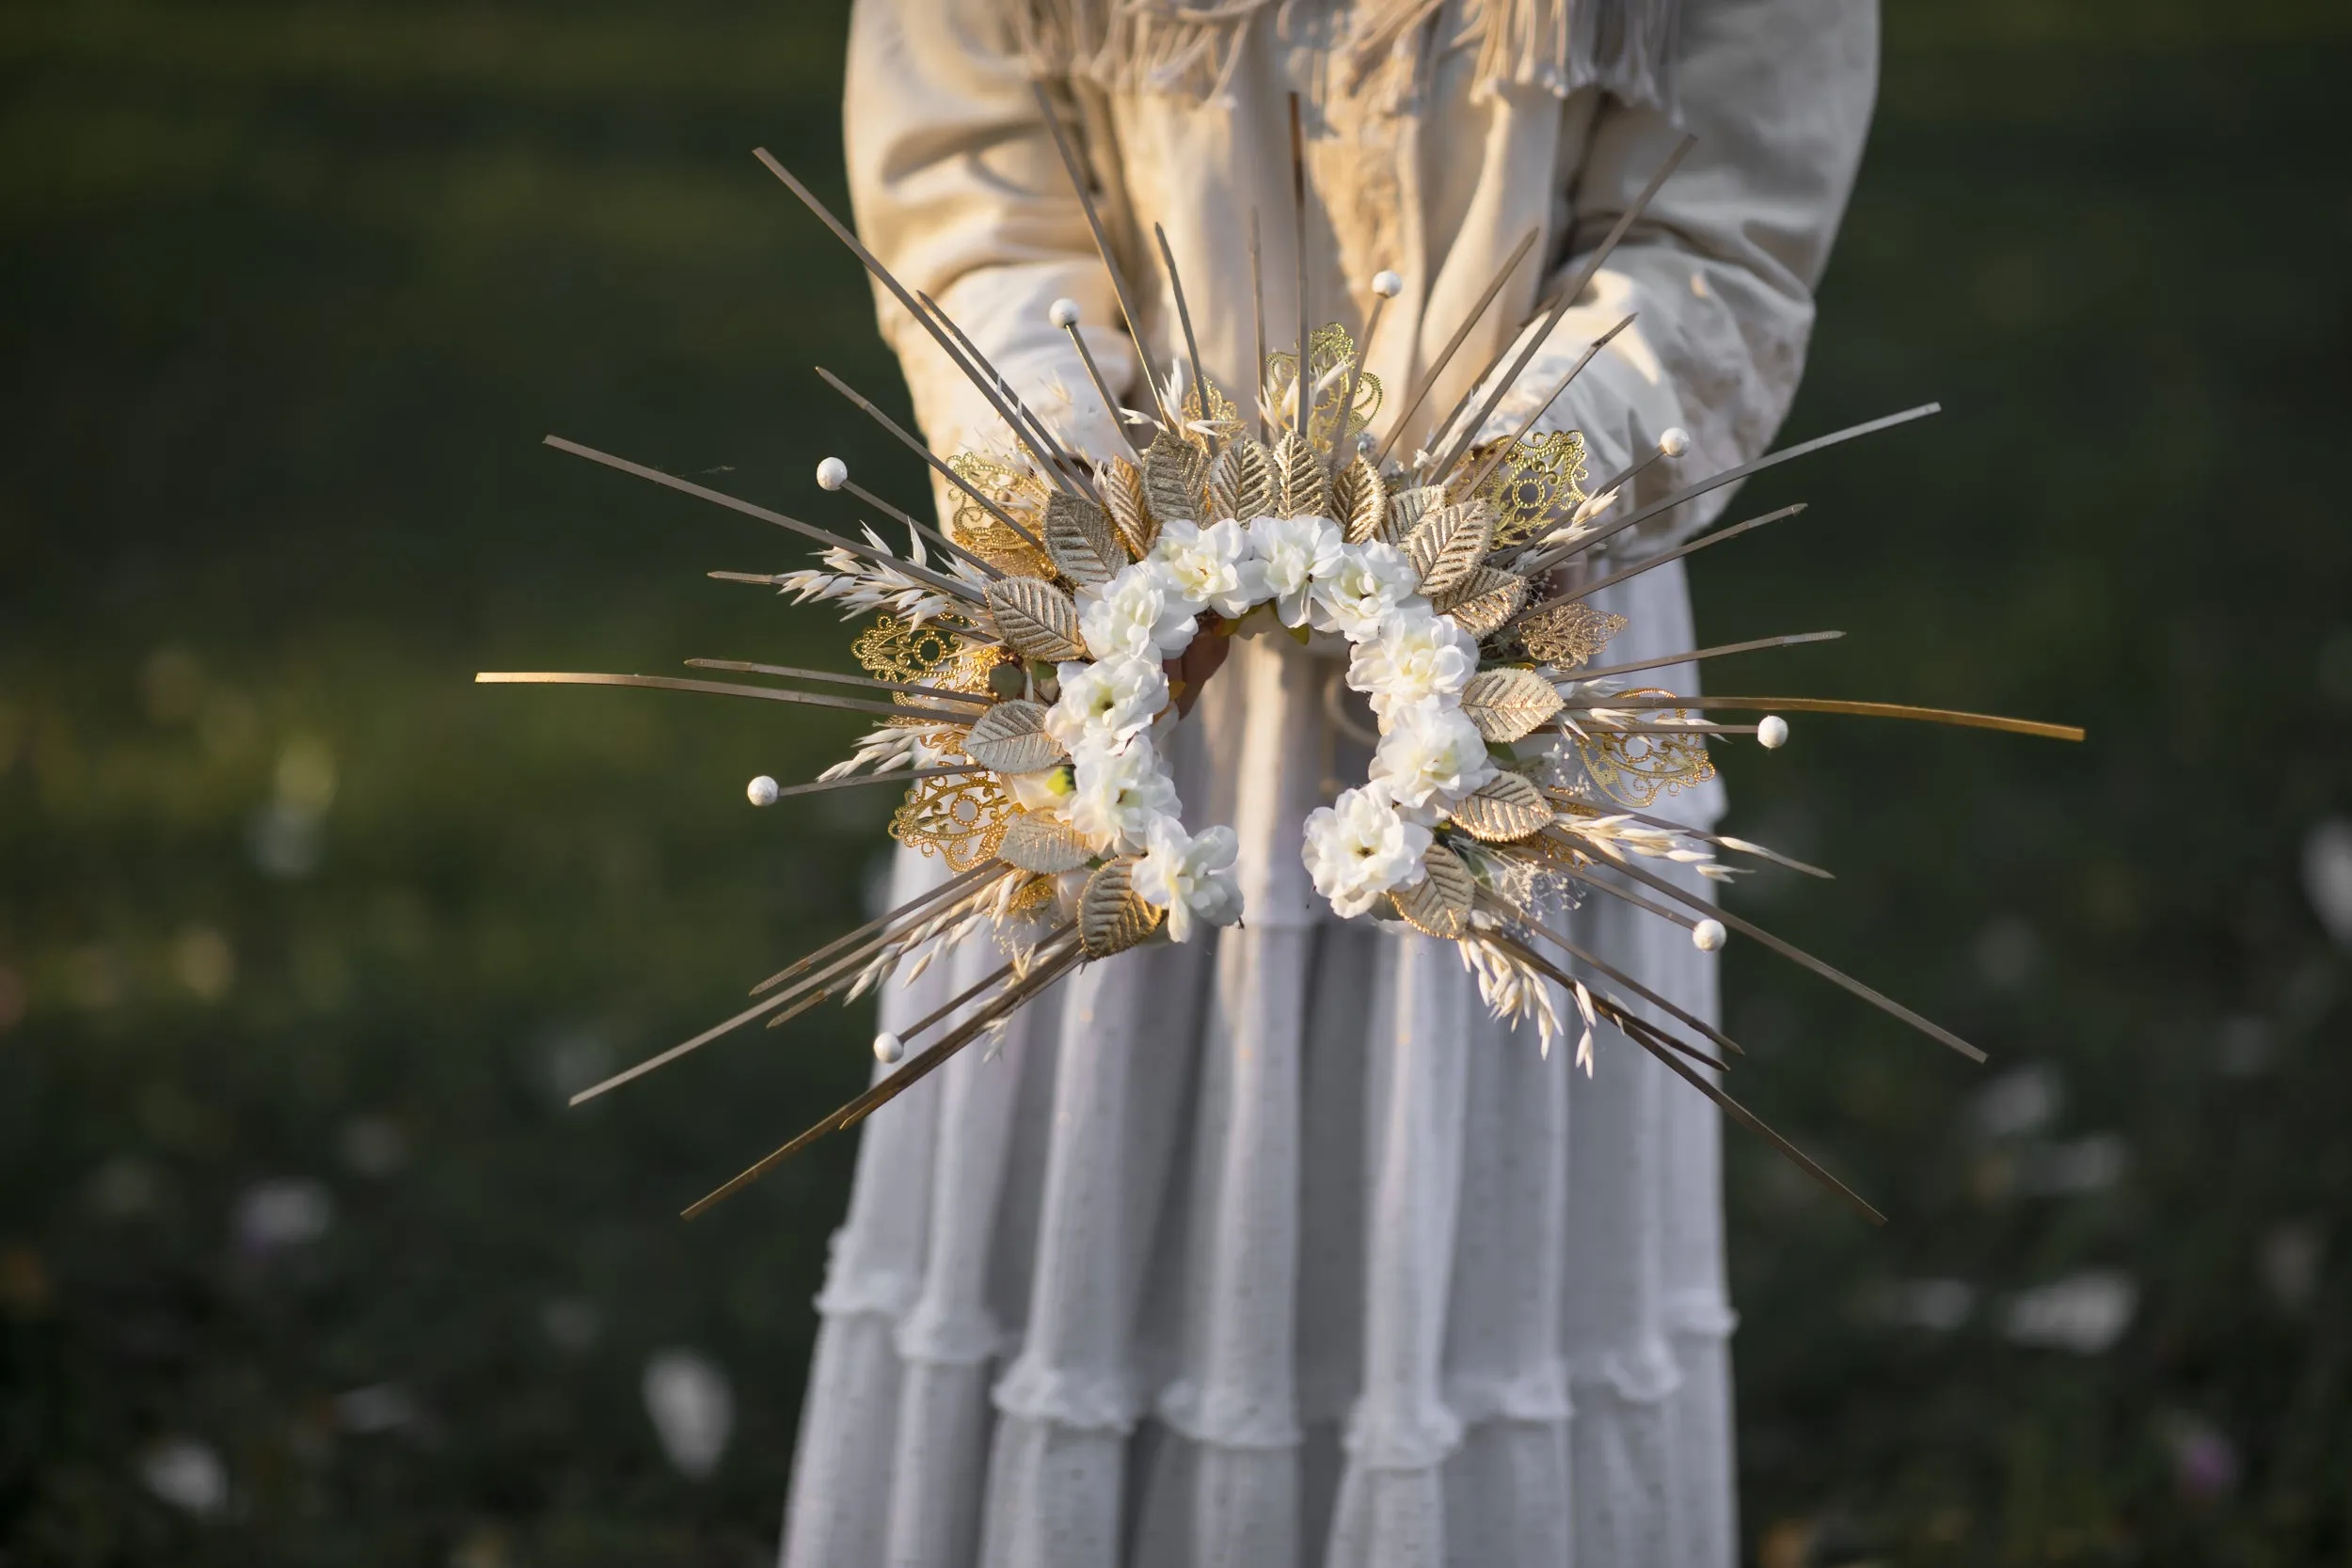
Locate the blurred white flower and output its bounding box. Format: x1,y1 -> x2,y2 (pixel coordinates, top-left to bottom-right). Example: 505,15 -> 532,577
2302,817 -> 2352,947
1303,786 -> 1433,918
1046,656 -> 1167,752
2003,1270 -> 2137,1354
233,1178 -> 333,1253
1371,699 -> 1497,809
1970,1062 -> 2062,1142
2258,1221 -> 2323,1312
1150,518 -> 1262,618
1078,563 -> 1198,660
542,1296 -> 604,1352
1347,608 -> 1479,719
334,1382 -> 418,1435
1066,737 -> 1180,853
140,1436 -> 227,1515
1131,820 -> 1243,942
2013,1132 -> 2130,1196
642,1348 -> 733,1480
1309,541 -> 1420,642
1247,515 -> 1343,626
1876,1277 -> 1975,1332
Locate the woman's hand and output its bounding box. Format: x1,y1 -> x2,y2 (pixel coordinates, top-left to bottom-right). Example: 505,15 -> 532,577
1164,617 -> 1233,719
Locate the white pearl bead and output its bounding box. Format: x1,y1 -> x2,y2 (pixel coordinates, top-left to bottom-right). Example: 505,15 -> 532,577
871,1031 -> 904,1065
815,456 -> 848,491
1757,715 -> 1789,750
745,775 -> 780,806
1692,918 -> 1727,952
1658,426 -> 1691,457
1371,270 -> 1404,299
1049,297 -> 1082,328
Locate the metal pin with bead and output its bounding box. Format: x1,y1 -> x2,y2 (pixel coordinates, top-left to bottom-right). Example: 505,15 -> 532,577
1757,715 -> 1789,750
1590,425 -> 1691,504
871,1031 -> 904,1066
1328,269 -> 1402,478
1692,918 -> 1727,952
1050,298 -> 1143,457
814,455 -> 1001,579
746,775 -> 781,807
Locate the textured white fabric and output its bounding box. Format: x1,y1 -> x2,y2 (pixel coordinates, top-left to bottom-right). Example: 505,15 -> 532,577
781,0 -> 1875,1560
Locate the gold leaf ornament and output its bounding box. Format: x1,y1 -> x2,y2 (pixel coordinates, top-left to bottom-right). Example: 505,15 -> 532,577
1331,452 -> 1387,543
1460,667 -> 1565,742
1207,437 -> 1277,520
1389,843 -> 1474,939
1042,492 -> 1122,588
1404,499 -> 1495,598
998,809 -> 1094,874
1447,772 -> 1555,842
1273,430 -> 1330,519
1078,858 -> 1163,958
962,699 -> 1064,774
1143,432 -> 1208,527
1431,566 -> 1528,640
1380,484 -> 1445,546
983,577 -> 1088,662
1101,457 -> 1156,557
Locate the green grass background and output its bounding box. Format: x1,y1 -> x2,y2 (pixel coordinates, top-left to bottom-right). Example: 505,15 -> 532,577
1,2 -> 2346,1562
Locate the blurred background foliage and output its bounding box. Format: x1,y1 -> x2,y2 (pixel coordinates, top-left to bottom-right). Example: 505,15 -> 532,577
1,0 -> 2346,1562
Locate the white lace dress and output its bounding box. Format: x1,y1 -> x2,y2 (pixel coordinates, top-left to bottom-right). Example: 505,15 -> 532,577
780,0 -> 1874,1561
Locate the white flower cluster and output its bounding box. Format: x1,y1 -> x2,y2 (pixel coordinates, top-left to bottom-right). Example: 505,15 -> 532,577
1006,511 -> 1498,939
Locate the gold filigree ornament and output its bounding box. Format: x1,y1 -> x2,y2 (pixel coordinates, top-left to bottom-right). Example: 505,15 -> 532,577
888,771 -> 1014,872
853,614 -> 961,684
1575,691 -> 1719,808
853,614 -> 1004,728
1176,375 -> 1246,446
946,452 -> 1056,577
1473,428 -> 1588,547
1519,601 -> 1627,670
1264,324 -> 1382,452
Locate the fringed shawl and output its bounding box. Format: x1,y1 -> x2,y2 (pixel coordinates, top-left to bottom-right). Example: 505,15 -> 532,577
1013,0 -> 1679,112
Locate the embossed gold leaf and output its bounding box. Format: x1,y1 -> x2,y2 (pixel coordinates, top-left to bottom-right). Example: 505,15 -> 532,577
1274,430 -> 1330,519
1381,484 -> 1445,546
962,699 -> 1063,774
1101,457 -> 1155,558
998,810 -> 1094,873
1460,666 -> 1565,742
1432,566 -> 1528,641
1404,500 -> 1495,598
1143,432 -> 1207,527
1079,859 -> 1163,958
1208,437 -> 1276,521
1042,492 -> 1121,588
1332,451 -> 1387,543
1448,772 -> 1554,842
983,576 -> 1087,662
1389,843 -> 1474,939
